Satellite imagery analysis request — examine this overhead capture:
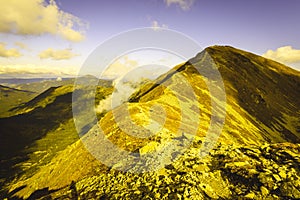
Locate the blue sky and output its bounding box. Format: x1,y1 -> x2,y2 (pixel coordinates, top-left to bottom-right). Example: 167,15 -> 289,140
0,0 -> 299,77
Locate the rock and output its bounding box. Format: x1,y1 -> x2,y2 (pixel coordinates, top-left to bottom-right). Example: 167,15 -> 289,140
193,164 -> 210,172
139,141 -> 160,155
225,161 -> 248,168
245,192 -> 255,199
177,193 -> 182,199
165,164 -> 175,170
183,187 -> 190,199
273,174 -> 281,182
278,169 -> 287,179
154,193 -> 161,199
280,182 -> 300,199
258,173 -> 275,189
261,186 -> 269,196
271,194 -> 280,200
200,184 -> 218,199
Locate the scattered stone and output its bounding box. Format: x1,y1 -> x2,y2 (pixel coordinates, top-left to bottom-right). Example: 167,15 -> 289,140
280,182 -> 300,199
245,192 -> 255,199
199,184 -> 217,199
273,174 -> 281,182
278,169 -> 287,179
261,186 -> 269,196
10,142 -> 300,199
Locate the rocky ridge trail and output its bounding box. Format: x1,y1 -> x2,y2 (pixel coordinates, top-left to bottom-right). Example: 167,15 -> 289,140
24,142 -> 300,200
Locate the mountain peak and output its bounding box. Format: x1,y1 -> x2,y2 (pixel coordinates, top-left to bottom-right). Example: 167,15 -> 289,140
204,45 -> 300,75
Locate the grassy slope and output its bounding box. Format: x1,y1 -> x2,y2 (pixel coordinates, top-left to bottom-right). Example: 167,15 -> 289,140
0,83 -> 113,198
0,85 -> 37,117
205,46 -> 300,143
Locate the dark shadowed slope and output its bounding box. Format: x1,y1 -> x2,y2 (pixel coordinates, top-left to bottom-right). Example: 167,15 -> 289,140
0,85 -> 37,117
0,82 -> 113,196
205,46 -> 300,143
0,85 -> 75,158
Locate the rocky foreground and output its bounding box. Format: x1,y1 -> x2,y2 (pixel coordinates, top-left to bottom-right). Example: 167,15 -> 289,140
23,141 -> 300,200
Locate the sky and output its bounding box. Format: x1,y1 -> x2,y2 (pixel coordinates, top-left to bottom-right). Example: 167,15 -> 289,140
0,0 -> 300,78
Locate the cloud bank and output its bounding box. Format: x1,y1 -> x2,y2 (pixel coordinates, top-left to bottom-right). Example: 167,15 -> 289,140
164,0 -> 195,10
96,56 -> 170,113
0,64 -> 78,77
0,0 -> 87,42
101,56 -> 139,79
39,48 -> 79,60
262,46 -> 300,64
0,43 -> 21,58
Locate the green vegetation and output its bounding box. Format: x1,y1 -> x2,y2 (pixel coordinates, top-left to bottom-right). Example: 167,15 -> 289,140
0,85 -> 37,117
0,81 -> 113,198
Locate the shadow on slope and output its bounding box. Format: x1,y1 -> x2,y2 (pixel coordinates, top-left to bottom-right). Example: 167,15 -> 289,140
205,46 -> 300,143
0,83 -> 113,198
0,85 -> 37,118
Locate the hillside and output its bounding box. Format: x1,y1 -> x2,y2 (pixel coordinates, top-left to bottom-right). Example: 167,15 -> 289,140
129,46 -> 300,145
0,81 -> 113,196
0,85 -> 37,117
2,46 -> 300,199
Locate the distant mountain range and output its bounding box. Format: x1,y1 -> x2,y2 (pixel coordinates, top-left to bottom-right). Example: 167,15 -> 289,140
0,46 -> 300,199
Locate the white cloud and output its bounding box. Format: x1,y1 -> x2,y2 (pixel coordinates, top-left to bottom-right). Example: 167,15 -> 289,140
0,43 -> 21,58
0,64 -> 78,77
101,56 -> 139,79
262,46 -> 300,64
164,0 -> 195,11
39,48 -> 79,60
151,20 -> 168,30
0,0 -> 87,42
96,56 -> 139,113
96,55 -> 171,113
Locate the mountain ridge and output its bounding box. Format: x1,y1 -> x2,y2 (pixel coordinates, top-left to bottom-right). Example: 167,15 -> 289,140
1,46 -> 300,199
